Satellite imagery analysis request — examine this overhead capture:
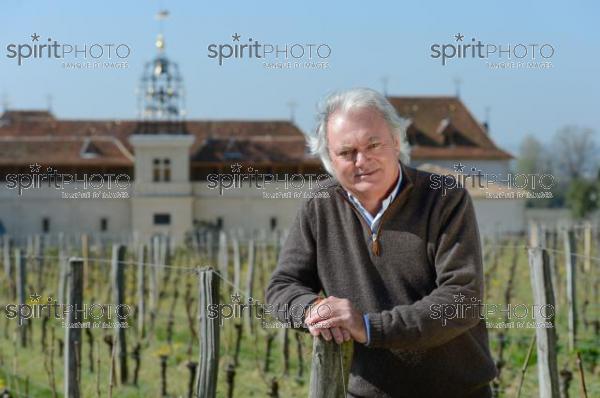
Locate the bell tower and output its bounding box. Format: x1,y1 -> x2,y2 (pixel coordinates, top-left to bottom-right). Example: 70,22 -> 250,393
129,10 -> 195,246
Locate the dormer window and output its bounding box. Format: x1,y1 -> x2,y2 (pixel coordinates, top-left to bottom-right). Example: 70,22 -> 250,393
80,138 -> 102,159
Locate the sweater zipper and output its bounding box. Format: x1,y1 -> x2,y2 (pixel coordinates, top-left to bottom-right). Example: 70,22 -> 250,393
370,207 -> 395,256
371,233 -> 380,256
340,193 -> 393,256
338,178 -> 411,256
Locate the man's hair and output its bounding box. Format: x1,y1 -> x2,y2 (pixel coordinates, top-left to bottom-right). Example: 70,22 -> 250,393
308,87 -> 411,176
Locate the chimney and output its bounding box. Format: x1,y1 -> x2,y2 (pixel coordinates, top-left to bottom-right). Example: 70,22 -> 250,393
483,106 -> 491,134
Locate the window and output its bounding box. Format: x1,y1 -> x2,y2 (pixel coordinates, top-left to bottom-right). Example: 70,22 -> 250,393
152,158 -> 172,182
153,158 -> 161,182
153,213 -> 171,225
42,217 -> 50,233
270,217 -> 278,231
100,217 -> 108,232
163,158 -> 171,182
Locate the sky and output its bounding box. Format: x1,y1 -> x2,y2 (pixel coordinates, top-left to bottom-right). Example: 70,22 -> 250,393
1,0 -> 598,155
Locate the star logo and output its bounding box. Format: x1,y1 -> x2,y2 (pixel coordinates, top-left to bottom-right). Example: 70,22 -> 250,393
230,292 -> 241,303
230,163 -> 242,173
453,163 -> 465,173
453,292 -> 466,303
232,33 -> 241,42
30,163 -> 42,173
454,33 -> 464,42
29,292 -> 41,302
31,33 -> 40,42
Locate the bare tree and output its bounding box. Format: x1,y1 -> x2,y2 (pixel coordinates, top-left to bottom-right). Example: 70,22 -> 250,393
553,126 -> 597,179
516,134 -> 552,175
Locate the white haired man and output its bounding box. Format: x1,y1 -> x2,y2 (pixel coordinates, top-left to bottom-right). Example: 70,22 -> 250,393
266,88 -> 497,397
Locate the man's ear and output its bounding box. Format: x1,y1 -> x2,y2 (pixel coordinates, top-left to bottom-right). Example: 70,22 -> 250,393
391,134 -> 401,154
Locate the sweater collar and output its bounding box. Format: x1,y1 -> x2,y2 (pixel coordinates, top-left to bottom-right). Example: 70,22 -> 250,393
344,163 -> 402,220
334,161 -> 415,208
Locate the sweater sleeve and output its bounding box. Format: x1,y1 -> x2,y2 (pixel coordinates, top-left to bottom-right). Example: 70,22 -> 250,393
367,188 -> 484,350
265,200 -> 322,329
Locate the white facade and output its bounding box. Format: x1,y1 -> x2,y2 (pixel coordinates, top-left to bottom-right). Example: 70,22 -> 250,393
193,182 -> 307,233
472,198 -> 526,235
0,145 -> 527,243
0,180 -> 306,245
128,134 -> 195,245
0,182 -> 132,239
0,178 -> 527,243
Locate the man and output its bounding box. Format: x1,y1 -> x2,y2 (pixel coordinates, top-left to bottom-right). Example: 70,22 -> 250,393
266,88 -> 497,397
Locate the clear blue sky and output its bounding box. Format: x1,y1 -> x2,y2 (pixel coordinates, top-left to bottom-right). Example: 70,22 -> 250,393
1,0 -> 598,155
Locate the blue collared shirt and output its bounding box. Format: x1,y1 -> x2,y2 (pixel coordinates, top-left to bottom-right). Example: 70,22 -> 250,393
344,164 -> 402,346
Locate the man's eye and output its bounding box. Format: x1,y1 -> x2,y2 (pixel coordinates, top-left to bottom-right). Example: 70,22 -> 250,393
369,143 -> 381,149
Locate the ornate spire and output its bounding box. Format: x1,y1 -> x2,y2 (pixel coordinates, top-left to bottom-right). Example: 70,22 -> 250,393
136,9 -> 186,133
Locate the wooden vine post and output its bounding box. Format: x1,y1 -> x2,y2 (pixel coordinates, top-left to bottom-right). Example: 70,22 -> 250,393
196,267 -> 220,398
528,223 -> 560,398
308,338 -> 353,398
64,257 -> 83,398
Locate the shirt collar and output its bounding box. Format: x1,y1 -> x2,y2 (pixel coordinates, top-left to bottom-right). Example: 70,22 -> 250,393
345,162 -> 403,219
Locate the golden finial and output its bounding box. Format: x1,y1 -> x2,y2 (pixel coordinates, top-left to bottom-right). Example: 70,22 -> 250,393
155,9 -> 169,52
156,33 -> 165,52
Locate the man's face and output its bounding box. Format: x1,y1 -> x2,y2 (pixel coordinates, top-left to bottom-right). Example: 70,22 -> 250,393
327,107 -> 401,202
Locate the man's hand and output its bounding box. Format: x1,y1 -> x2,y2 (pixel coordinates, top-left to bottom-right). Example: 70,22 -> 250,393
305,296 -> 367,344
307,324 -> 352,345
304,298 -> 351,344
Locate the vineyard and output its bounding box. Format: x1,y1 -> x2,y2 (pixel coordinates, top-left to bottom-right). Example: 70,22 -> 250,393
0,222 -> 598,397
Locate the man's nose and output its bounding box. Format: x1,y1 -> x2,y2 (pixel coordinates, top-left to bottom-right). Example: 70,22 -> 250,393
355,151 -> 368,167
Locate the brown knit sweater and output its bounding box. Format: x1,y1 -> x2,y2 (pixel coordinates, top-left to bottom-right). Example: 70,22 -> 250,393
266,162 -> 497,397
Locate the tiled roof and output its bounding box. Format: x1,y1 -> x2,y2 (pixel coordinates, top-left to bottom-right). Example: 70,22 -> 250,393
0,110 -> 55,124
0,136 -> 134,166
191,136 -> 319,164
0,112 -> 305,152
0,99 -> 512,167
388,96 -> 512,159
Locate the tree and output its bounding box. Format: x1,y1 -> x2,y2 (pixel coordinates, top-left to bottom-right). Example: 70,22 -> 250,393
516,134 -> 551,175
565,178 -> 599,219
515,134 -> 563,207
553,126 -> 597,180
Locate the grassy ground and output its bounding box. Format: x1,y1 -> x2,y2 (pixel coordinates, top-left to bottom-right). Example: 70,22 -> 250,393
0,236 -> 598,397
483,235 -> 599,397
